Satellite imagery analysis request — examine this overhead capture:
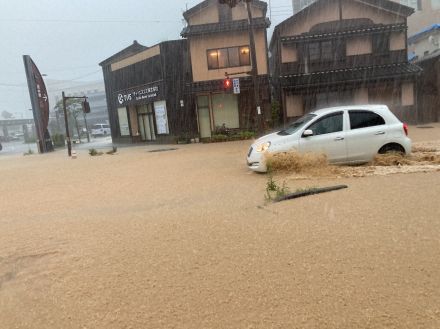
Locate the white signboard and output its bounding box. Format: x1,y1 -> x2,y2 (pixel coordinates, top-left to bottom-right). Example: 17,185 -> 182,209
233,78 -> 240,94
154,101 -> 169,135
117,85 -> 160,106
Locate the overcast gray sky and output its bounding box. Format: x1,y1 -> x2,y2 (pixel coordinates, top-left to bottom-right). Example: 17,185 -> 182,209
0,0 -> 292,117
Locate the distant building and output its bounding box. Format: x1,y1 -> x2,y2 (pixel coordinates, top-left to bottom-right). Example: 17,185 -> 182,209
408,24 -> 440,60
394,0 -> 440,36
46,80 -> 109,128
414,51 -> 440,122
271,0 -> 422,123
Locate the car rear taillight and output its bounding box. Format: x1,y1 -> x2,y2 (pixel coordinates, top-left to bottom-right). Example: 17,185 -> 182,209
403,123 -> 409,136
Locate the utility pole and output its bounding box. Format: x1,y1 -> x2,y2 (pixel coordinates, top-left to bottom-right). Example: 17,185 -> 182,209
62,92 -> 91,157
245,0 -> 262,133
219,0 -> 262,133
83,111 -> 90,143
62,92 -> 72,156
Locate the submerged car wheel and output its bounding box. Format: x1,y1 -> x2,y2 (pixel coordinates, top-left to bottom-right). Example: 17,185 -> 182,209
379,143 -> 405,155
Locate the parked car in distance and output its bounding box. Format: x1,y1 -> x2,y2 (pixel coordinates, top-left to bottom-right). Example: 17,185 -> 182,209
91,123 -> 111,137
247,105 -> 411,172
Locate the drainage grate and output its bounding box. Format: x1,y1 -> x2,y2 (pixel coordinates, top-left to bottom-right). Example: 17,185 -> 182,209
148,148 -> 178,153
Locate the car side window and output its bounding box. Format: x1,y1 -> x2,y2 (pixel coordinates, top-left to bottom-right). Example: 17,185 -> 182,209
306,112 -> 343,136
349,110 -> 385,130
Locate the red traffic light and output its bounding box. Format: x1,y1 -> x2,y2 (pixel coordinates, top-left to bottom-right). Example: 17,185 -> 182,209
223,78 -> 232,90
82,100 -> 91,113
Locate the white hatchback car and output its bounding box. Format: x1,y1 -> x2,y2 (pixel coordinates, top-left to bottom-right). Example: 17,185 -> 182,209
91,123 -> 111,137
247,105 -> 411,172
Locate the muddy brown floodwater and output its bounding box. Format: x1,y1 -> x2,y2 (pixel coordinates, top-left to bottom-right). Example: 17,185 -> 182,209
1,124 -> 440,329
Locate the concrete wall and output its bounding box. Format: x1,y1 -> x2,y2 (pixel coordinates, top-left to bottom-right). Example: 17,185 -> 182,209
281,44 -> 298,62
281,1 -> 339,36
188,3 -> 219,25
190,30 -> 268,82
402,82 -> 415,106
111,45 -> 161,72
285,94 -> 304,118
187,2 -> 264,25
232,2 -> 264,20
390,32 -> 407,51
354,87 -> 369,104
346,36 -> 372,56
341,0 -> 405,25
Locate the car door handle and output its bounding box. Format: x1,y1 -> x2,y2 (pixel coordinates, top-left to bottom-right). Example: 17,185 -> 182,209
334,137 -> 345,141
375,131 -> 385,135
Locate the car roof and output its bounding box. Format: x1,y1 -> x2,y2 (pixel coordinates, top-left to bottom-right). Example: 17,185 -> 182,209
310,104 -> 388,116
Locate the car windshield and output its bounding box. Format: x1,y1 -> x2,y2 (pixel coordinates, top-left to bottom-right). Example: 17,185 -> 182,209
277,113 -> 316,135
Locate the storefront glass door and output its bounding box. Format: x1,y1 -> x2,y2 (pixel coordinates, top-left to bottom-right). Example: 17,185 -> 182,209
212,94 -> 239,129
197,96 -> 211,138
137,104 -> 156,141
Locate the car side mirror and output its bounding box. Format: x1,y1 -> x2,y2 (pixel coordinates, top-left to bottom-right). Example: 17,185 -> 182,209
303,129 -> 314,137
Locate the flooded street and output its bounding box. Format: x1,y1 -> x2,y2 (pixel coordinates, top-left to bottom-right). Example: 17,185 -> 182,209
1,125 -> 439,328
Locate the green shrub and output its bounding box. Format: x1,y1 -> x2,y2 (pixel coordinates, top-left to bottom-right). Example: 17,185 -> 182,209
211,134 -> 228,142
239,131 -> 256,140
89,148 -> 103,156
265,175 -> 290,202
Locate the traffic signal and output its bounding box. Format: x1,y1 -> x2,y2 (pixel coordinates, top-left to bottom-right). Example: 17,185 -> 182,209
223,78 -> 232,92
82,100 -> 91,113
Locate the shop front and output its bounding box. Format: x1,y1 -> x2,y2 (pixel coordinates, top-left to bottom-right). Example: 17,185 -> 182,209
100,39 -> 197,144
113,82 -> 172,143
196,93 -> 240,138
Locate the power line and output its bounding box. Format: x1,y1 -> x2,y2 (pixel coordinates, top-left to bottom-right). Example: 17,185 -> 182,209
45,65 -> 100,73
3,64 -> 99,75
0,18 -> 181,24
0,83 -> 25,88
0,69 -> 102,90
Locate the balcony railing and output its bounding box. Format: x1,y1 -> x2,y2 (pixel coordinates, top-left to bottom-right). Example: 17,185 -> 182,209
280,50 -> 408,75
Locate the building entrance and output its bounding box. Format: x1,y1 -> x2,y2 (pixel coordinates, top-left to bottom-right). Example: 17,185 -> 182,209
137,104 -> 156,141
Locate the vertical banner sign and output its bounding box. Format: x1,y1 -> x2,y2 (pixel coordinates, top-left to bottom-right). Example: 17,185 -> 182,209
233,78 -> 240,94
154,101 -> 169,135
23,55 -> 53,153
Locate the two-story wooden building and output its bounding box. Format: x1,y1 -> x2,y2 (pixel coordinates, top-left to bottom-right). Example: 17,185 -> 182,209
100,40 -> 196,144
270,0 -> 422,123
181,0 -> 271,138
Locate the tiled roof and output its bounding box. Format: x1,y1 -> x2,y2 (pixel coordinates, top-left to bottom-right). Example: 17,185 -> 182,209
281,23 -> 407,43
181,17 -> 270,37
271,0 -> 414,49
183,0 -> 268,21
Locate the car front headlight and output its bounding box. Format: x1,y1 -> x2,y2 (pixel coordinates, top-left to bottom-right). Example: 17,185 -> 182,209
255,141 -> 271,153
